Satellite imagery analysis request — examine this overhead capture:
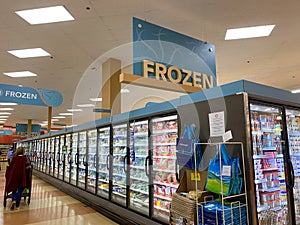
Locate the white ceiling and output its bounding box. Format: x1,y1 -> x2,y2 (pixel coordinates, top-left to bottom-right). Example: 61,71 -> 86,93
1,0 -> 300,129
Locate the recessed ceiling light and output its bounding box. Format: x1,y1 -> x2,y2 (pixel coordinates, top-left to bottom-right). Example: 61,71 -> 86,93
67,109 -> 82,112
8,48 -> 50,58
225,25 -> 275,40
89,98 -> 102,102
77,104 -> 95,108
0,108 -> 14,111
15,5 -> 75,25
0,103 -> 18,106
0,112 -> 11,115
52,116 -> 66,119
3,71 -> 37,78
291,89 -> 300,93
0,116 -> 9,118
121,89 -> 130,94
59,113 -> 73,116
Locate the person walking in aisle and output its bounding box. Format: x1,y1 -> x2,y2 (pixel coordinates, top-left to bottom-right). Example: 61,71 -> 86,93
5,146 -> 27,210
7,145 -> 14,164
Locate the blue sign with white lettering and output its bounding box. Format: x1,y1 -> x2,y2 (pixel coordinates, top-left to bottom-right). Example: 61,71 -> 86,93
133,17 -> 217,87
16,123 -> 41,135
0,84 -> 63,107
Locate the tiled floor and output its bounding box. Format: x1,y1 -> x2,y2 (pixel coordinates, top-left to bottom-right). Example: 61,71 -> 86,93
0,162 -> 119,225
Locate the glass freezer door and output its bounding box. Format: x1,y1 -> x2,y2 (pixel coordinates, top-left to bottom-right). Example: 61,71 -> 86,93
152,115 -> 179,223
250,103 -> 288,225
87,129 -> 97,193
112,123 -> 128,207
54,136 -> 60,178
97,127 -> 110,199
64,134 -> 72,183
129,120 -> 149,216
41,139 -> 47,173
58,135 -> 65,180
70,133 -> 78,186
78,131 -> 87,189
49,137 -> 55,176
286,109 -> 300,224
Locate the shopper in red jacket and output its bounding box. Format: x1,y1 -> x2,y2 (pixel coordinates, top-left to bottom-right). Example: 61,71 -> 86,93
5,146 -> 27,210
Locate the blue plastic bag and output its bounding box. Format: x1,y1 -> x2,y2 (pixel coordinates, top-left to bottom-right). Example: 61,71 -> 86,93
176,125 -> 202,169
205,144 -> 243,196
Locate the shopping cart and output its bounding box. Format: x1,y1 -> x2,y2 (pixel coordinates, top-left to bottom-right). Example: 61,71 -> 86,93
3,156 -> 33,207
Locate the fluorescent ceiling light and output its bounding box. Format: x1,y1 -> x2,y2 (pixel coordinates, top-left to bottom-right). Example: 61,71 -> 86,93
51,119 -> 59,122
0,116 -> 9,118
291,89 -> 300,93
52,116 -> 66,119
8,48 -> 50,58
121,89 -> 130,94
59,113 -> 73,116
3,71 -> 37,78
67,109 -> 82,112
89,98 -> 102,102
0,119 -> 7,121
225,25 -> 275,40
15,5 -> 75,25
0,103 -> 18,106
0,108 -> 14,111
77,104 -> 95,108
0,112 -> 11,115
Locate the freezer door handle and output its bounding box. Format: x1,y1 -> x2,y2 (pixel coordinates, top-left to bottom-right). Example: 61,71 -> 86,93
75,153 -> 79,165
145,156 -> 150,177
106,155 -> 110,170
123,155 -> 128,172
288,158 -> 295,189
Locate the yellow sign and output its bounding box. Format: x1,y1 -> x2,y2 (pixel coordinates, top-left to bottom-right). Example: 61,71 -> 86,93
191,172 -> 201,181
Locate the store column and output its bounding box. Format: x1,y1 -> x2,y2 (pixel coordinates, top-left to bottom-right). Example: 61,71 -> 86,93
101,58 -> 121,118
48,106 -> 52,132
27,119 -> 32,137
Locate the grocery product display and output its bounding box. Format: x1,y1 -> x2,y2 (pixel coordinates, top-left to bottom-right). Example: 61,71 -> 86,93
70,133 -> 78,186
49,137 -> 55,176
152,115 -> 179,223
78,131 -> 87,189
87,129 -> 97,193
97,127 -> 110,199
286,109 -> 300,224
112,123 -> 128,206
250,103 -> 288,225
129,120 -> 149,215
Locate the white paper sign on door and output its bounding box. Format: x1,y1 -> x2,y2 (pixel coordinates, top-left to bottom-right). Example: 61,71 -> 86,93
209,111 -> 225,137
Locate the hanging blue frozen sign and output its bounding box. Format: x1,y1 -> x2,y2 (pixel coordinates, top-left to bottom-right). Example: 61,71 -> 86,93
0,84 -> 63,107
133,17 -> 217,89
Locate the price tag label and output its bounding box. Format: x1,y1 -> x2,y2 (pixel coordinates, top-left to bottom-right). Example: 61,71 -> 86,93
222,165 -> 231,176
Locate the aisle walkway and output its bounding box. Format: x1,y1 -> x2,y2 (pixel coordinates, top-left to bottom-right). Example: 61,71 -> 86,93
0,162 -> 119,225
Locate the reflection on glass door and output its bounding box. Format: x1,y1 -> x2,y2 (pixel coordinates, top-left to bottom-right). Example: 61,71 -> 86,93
87,129 -> 97,193
129,120 -> 149,216
45,138 -> 50,174
41,139 -> 47,173
36,140 -> 42,171
286,109 -> 300,223
152,115 -> 179,223
49,137 -> 55,176
97,127 -> 110,199
64,134 -> 72,182
112,123 -> 128,207
78,131 -> 87,189
250,103 -> 288,225
71,133 -> 78,186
